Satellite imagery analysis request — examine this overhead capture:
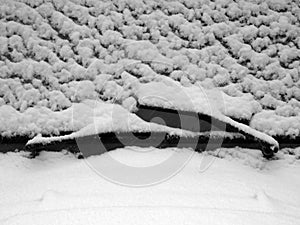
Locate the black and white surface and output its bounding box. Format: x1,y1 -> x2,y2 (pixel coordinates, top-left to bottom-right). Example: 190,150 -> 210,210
0,0 -> 300,224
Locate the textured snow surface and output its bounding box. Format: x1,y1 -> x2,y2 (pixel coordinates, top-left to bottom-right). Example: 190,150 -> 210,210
0,0 -> 300,137
137,78 -> 261,119
0,148 -> 300,225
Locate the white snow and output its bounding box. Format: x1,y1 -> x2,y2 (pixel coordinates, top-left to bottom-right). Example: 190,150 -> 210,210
0,148 -> 299,225
0,0 -> 299,137
136,80 -> 278,147
0,1 -> 299,224
251,110 -> 300,137
26,100 -> 198,145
